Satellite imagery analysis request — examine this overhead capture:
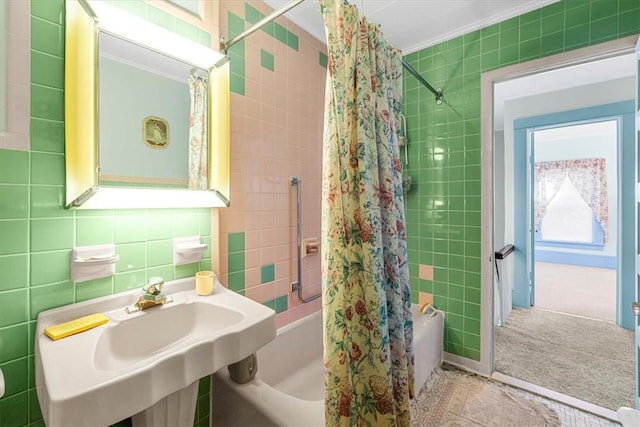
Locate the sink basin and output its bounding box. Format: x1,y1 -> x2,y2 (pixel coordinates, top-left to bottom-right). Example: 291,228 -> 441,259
94,301 -> 244,371
35,277 -> 276,427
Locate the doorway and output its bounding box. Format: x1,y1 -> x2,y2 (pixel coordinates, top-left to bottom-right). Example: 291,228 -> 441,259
495,109 -> 635,412
531,120 -> 618,323
479,37 -> 639,418
512,112 -> 629,325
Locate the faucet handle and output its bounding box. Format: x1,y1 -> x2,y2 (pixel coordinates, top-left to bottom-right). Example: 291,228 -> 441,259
143,276 -> 164,295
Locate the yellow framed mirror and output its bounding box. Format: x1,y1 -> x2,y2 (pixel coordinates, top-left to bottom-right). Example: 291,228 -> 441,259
65,0 -> 230,209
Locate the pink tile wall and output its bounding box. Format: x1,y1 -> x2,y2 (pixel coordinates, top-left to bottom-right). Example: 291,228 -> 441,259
218,0 -> 326,327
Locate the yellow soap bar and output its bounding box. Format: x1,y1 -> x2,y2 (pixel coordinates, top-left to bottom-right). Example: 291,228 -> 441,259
44,313 -> 109,341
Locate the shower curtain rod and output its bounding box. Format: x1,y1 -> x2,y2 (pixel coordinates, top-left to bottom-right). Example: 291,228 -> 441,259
220,0 -> 443,104
402,60 -> 443,104
220,0 -> 306,53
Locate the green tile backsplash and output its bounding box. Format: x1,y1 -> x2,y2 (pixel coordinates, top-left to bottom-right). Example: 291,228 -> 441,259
0,1 -> 214,426
402,0 -> 639,361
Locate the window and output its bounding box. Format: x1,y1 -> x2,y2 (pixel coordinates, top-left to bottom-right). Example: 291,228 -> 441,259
540,176 -> 593,243
533,120 -> 616,248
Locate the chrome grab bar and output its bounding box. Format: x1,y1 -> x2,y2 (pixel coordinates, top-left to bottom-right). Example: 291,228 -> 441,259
290,177 -> 321,303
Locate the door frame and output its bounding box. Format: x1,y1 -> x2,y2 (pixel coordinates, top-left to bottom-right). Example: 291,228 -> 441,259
474,35 -> 639,378
511,104 -> 634,331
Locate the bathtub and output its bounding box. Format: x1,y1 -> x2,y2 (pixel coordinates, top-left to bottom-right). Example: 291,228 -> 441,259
211,304 -> 443,427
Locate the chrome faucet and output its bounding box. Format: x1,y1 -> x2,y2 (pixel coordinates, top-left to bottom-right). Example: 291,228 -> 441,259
126,277 -> 174,314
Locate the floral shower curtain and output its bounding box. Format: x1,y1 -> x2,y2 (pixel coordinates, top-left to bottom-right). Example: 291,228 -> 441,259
320,1 -> 414,426
188,74 -> 208,190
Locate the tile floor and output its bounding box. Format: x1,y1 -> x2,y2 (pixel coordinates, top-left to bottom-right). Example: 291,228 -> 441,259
493,381 -> 621,427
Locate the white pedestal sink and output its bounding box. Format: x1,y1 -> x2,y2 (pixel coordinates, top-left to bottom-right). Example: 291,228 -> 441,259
35,277 -> 276,427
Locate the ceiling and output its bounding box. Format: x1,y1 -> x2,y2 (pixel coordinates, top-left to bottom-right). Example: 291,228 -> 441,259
494,53 -> 636,129
263,0 -> 561,53
262,0 -> 636,131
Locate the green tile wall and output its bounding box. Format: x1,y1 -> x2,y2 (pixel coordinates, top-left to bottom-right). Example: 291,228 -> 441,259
402,0 -> 639,361
0,2 -> 214,426
227,232 -> 246,293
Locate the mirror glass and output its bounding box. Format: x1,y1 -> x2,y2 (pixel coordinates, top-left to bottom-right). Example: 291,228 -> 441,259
98,31 -> 207,189
65,0 -> 230,209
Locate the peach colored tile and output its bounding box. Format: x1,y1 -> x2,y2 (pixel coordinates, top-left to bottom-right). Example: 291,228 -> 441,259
260,212 -> 276,230
226,212 -> 245,232
275,278 -> 289,296
285,306 -> 302,325
260,85 -> 276,108
244,285 -> 262,302
261,247 -> 275,265
260,193 -> 275,212
218,273 -> 229,287
219,232 -> 229,254
261,229 -> 276,247
245,231 -> 260,250
223,0 -> 243,16
288,291 -> 301,309
419,292 -> 434,307
274,217 -> 291,235
276,312 -> 289,329
244,77 -> 261,102
245,98 -> 260,119
419,264 -> 434,281
230,93 -> 245,114
275,260 -> 290,280
245,249 -> 261,269
261,68 -> 276,89
275,244 -> 289,263
261,281 -> 276,301
244,267 -> 259,288
245,116 -> 261,138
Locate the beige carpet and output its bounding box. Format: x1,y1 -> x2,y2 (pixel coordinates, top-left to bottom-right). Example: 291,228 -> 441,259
411,366 -> 560,426
535,262 -> 616,322
495,307 -> 634,411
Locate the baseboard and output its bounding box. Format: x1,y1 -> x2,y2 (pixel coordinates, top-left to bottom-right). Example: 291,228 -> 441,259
443,352 -> 490,376
535,250 -> 616,269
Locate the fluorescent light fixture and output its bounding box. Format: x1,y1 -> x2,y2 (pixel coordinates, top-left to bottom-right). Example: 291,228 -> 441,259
89,1 -> 225,69
78,187 -> 229,209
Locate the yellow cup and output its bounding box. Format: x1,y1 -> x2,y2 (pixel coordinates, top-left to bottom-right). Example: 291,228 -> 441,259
195,271 -> 214,295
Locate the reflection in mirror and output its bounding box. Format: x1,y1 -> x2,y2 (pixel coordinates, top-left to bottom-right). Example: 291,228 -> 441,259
64,0 -> 230,209
166,0 -> 201,18
98,31 -> 208,189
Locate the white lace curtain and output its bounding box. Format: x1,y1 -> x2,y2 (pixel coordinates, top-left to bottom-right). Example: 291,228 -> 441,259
534,158 -> 608,242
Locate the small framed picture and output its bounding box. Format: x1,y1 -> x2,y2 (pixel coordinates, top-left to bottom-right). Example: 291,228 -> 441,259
143,116 -> 169,149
